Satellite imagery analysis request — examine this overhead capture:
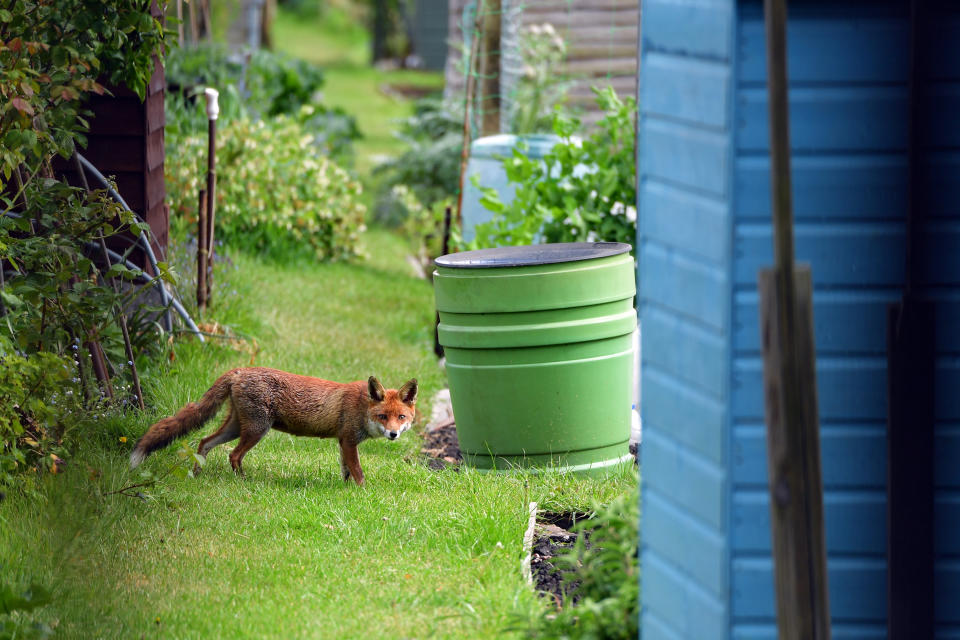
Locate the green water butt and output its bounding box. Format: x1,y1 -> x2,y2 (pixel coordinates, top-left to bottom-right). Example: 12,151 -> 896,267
433,243 -> 636,473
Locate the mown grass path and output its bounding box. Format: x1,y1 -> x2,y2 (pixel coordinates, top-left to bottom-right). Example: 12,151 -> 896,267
1,231 -> 635,638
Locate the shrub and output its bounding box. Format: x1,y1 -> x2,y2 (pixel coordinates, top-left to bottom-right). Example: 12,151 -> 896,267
373,96 -> 463,226
166,113 -> 367,261
510,23 -> 571,134
469,87 -> 636,250
519,484 -> 640,639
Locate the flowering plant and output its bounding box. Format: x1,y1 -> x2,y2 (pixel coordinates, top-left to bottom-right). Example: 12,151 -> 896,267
511,23 -> 570,134
166,112 -> 367,262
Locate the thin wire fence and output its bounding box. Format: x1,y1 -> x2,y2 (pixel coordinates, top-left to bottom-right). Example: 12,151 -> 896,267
445,0 -> 639,142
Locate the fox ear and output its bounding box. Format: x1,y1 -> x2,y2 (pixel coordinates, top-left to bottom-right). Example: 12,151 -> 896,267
399,378 -> 418,405
368,376 -> 385,402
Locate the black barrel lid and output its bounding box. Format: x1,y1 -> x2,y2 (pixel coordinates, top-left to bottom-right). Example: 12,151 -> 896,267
434,242 -> 631,269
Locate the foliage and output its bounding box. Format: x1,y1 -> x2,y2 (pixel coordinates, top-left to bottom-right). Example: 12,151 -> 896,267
0,335 -> 75,491
521,484 -> 640,639
0,0 -> 164,180
164,43 -> 360,164
0,580 -> 53,640
389,186 -> 455,275
510,23 -> 570,134
165,43 -> 324,118
166,113 -> 367,262
373,97 -> 462,226
470,87 -> 636,250
0,0 -> 168,490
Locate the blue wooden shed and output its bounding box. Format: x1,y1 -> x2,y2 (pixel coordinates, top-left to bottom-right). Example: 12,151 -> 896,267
636,0 -> 960,637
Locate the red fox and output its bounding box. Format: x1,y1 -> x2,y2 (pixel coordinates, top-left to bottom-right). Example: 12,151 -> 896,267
129,368 -> 417,485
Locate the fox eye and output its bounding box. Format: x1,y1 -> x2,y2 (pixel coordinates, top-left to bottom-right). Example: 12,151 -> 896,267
378,413 -> 387,420
399,414 -> 406,420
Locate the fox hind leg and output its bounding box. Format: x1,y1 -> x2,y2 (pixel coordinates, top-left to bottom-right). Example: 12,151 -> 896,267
195,407 -> 240,475
228,416 -> 270,478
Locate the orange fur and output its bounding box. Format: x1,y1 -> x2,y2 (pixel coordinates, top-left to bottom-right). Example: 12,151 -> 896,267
130,368 -> 417,485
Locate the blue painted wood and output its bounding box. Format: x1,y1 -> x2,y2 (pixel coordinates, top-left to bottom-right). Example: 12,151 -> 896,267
935,491 -> 960,553
643,52 -> 730,129
731,623 -> 887,639
732,490 -> 887,554
642,179 -> 730,263
643,306 -> 727,397
732,357 -> 888,421
919,151 -> 960,218
643,611 -> 685,640
731,557 -> 887,621
936,362 -> 960,420
734,289 -> 902,356
642,429 -> 727,530
643,366 -> 726,464
936,563 -> 960,623
734,155 -> 908,222
641,0 -> 733,61
646,489 -> 728,597
644,550 -> 727,640
919,223 -> 960,285
737,86 -> 909,153
640,244 -> 728,330
936,430 -> 960,489
737,4 -> 908,85
732,424 -> 887,490
734,222 -> 906,287
641,119 -> 730,197
919,83 -> 960,149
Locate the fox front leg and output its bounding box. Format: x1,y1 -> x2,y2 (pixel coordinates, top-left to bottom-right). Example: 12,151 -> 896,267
338,438 -> 365,486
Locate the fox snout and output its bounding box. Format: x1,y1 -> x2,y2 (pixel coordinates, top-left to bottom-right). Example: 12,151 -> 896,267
386,430 -> 399,440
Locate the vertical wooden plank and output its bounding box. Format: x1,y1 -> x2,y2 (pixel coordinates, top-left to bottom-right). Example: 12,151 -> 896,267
480,0 -> 501,135
758,265 -> 831,640
887,300 -> 935,639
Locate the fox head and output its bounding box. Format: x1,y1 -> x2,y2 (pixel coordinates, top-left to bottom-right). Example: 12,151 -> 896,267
366,376 -> 417,441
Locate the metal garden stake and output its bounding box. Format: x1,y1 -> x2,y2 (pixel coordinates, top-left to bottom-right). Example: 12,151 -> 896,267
203,88 -> 219,305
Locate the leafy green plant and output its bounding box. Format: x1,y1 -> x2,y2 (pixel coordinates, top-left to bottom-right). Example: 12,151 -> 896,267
0,0 -> 169,490
373,96 -> 463,226
389,185 -> 455,275
0,580 -> 53,640
519,484 -> 640,639
510,23 -> 571,134
469,87 -> 636,250
166,113 -> 367,262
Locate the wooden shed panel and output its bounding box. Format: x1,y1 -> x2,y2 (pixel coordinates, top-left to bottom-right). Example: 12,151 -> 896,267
145,90 -> 165,133
733,490 -> 886,555
81,136 -> 146,174
642,367 -> 725,463
733,289 -> 902,357
145,164 -> 166,211
735,154 -> 908,222
731,556 -> 887,622
643,308 -> 727,398
732,425 -> 887,491
640,244 -> 728,331
645,490 -> 728,598
736,86 -> 909,153
642,0 -> 733,61
737,6 -> 908,85
87,95 -> 145,137
732,357 -> 888,422
146,128 -> 164,172
642,120 -> 729,197
643,550 -> 727,640
642,52 -> 730,130
641,180 -> 729,263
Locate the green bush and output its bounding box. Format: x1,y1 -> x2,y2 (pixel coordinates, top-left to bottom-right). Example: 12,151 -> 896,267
373,97 -> 463,226
520,484 -> 640,639
470,87 -> 636,250
166,113 -> 367,261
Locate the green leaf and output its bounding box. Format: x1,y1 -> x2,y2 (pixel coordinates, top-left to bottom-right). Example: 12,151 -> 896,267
0,291 -> 22,307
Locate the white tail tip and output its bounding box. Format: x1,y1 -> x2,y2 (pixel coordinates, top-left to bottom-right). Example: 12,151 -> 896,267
129,449 -> 146,469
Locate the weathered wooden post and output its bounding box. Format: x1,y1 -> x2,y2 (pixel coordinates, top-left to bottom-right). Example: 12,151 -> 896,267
196,188 -> 208,314
479,0 -> 501,136
758,0 -> 831,638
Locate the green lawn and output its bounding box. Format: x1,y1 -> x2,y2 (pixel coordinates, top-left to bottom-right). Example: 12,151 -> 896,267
271,5 -> 445,174
0,231 -> 636,638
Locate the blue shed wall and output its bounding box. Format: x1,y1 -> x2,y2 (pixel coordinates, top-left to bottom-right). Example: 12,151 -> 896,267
641,0 -> 960,638
729,3 -> 908,637
638,0 -> 735,637
919,4 -> 960,635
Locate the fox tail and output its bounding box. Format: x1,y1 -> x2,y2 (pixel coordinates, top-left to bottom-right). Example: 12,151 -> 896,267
130,373 -> 233,468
